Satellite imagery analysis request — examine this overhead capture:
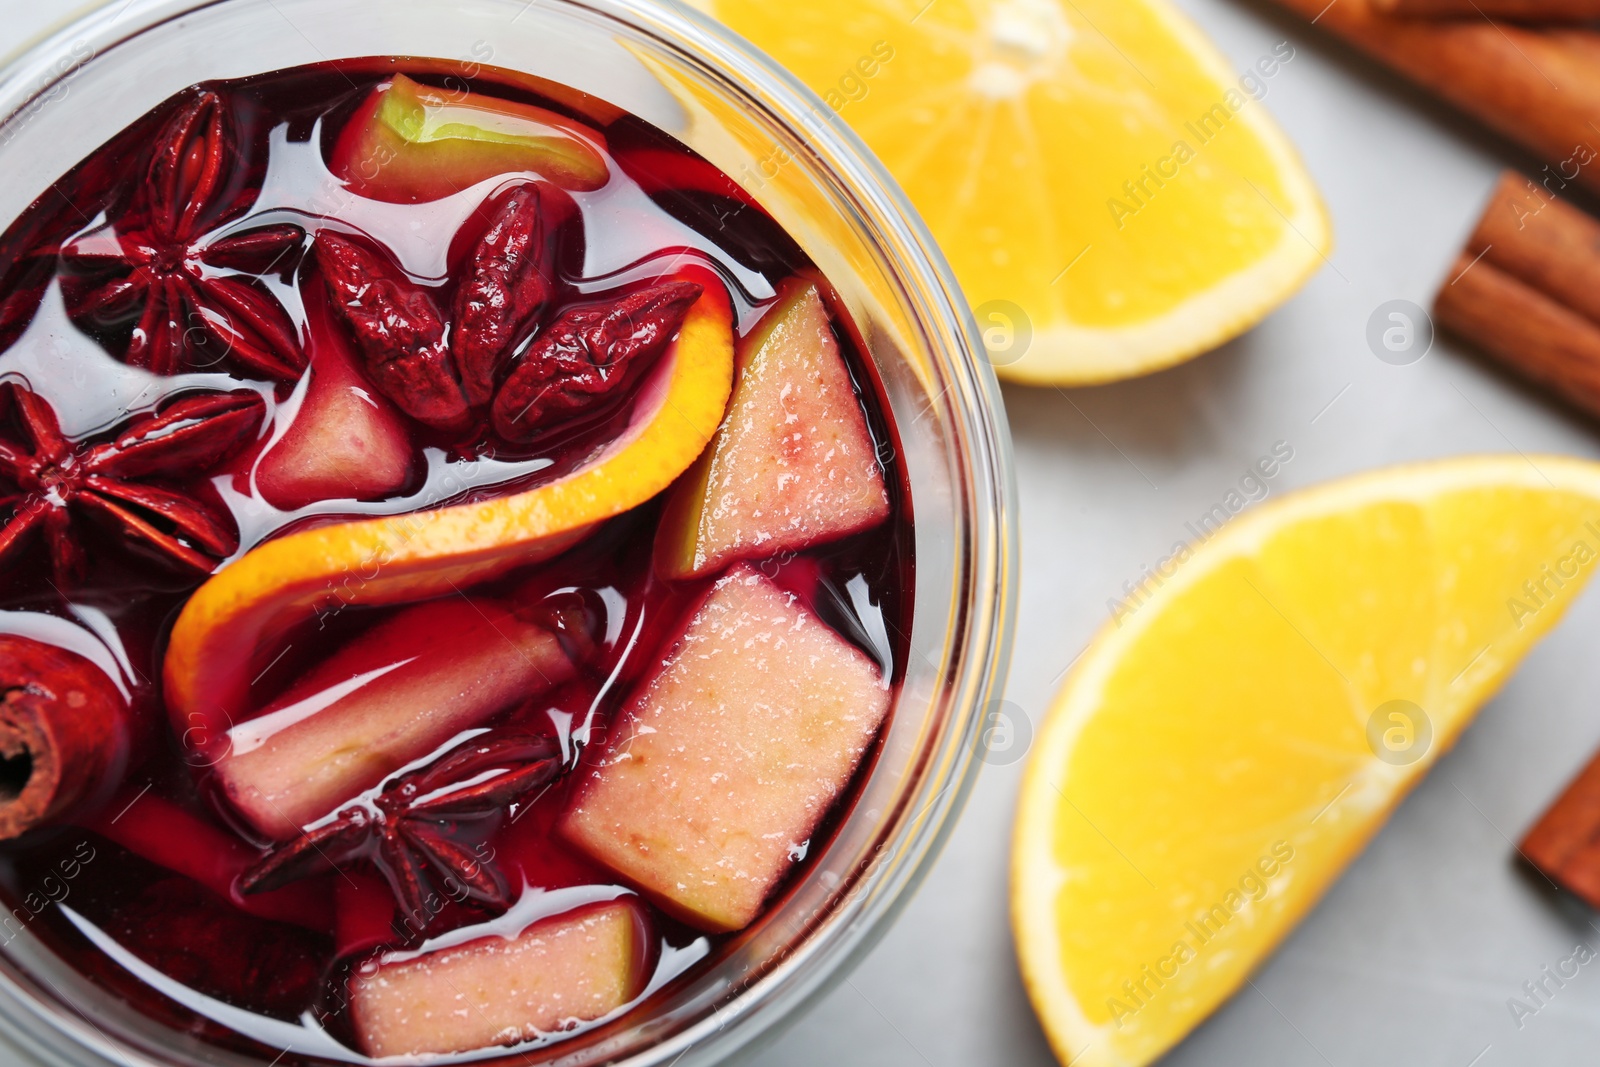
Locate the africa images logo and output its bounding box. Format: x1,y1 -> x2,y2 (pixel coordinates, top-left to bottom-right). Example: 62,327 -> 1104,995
1107,42 -> 1297,231
1106,842 -> 1296,1028
1108,442 -> 1295,626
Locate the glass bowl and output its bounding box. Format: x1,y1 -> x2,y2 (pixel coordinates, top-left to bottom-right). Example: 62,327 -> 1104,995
0,1 -> 1017,1064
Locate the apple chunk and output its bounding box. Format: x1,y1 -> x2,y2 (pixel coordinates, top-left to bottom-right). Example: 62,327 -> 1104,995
253,285 -> 415,510
562,566 -> 891,932
350,899 -> 647,1057
655,282 -> 890,581
216,598 -> 572,839
331,74 -> 608,203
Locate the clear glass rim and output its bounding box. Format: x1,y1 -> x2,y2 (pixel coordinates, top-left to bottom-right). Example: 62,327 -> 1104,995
0,1 -> 1020,1064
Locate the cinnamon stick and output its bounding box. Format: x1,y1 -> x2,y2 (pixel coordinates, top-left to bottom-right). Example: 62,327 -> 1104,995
1434,173 -> 1600,416
1468,172 -> 1600,323
1268,0 -> 1600,196
1373,0 -> 1600,21
1437,257 -> 1600,411
0,637 -> 130,840
1522,747 -> 1600,908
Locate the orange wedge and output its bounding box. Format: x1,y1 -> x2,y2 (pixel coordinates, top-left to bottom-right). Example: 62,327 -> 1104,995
163,274 -> 734,739
1013,456 -> 1600,1066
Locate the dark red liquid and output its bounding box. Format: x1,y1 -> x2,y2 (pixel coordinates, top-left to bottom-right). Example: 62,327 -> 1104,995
0,60 -> 912,1062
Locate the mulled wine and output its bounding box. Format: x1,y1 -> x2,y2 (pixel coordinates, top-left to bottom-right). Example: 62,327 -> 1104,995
0,58 -> 910,1062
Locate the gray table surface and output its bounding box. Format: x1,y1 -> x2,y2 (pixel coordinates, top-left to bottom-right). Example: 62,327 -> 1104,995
6,1 -> 1600,1065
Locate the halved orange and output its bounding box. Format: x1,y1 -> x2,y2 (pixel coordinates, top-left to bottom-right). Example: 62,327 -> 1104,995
163,274 -> 734,738
692,0 -> 1331,384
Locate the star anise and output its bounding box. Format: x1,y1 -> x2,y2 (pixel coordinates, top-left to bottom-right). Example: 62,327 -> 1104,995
316,202 -> 698,443
451,185 -> 552,407
0,383 -> 264,584
492,279 -> 701,441
239,735 -> 564,929
59,90 -> 307,381
314,186 -> 554,431
314,231 -> 468,431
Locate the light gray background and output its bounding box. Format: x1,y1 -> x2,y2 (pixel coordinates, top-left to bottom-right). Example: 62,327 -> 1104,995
6,1 -> 1600,1065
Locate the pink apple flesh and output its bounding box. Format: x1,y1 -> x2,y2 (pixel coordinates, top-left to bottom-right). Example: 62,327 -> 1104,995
215,597 -> 572,839
349,899 -> 647,1057
562,566 -> 891,932
654,281 -> 890,581
330,74 -> 609,203
255,286 -> 415,510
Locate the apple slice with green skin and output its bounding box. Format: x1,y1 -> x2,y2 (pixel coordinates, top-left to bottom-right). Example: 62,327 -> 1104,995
654,281 -> 890,582
562,566 -> 891,932
350,899 -> 649,1057
214,597 -> 572,840
333,57 -> 626,129
331,74 -> 609,203
252,284 -> 415,510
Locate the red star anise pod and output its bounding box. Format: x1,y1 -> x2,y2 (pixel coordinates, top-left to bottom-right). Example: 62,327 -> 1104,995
315,231 -> 471,431
59,90 -> 307,381
0,383 -> 264,584
451,185 -> 552,406
238,735 -> 563,929
491,279 -> 702,442
315,186 -> 556,430
315,190 -> 697,444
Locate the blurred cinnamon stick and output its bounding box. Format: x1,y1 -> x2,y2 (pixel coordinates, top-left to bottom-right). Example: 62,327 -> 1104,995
1373,0 -> 1600,20
1523,748 -> 1600,908
1268,0 -> 1600,195
1434,173 -> 1600,416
